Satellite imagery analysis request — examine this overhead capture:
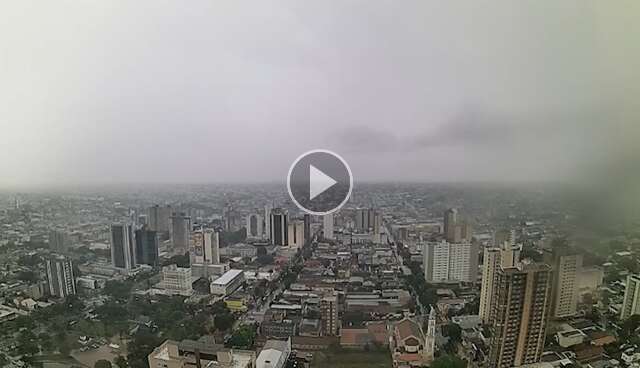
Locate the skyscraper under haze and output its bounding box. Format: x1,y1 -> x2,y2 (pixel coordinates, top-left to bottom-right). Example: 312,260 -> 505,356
45,256 -> 76,298
323,214 -> 334,240
443,208 -> 472,243
423,240 -> 478,283
621,274 -> 640,320
479,239 -> 522,323
170,212 -> 191,254
303,214 -> 311,243
135,226 -> 159,267
111,224 -> 136,270
147,204 -> 172,233
246,213 -> 264,239
287,220 -> 305,248
270,208 -> 288,246
544,245 -> 582,319
488,262 -> 552,368
355,208 -> 377,232
190,227 -> 223,278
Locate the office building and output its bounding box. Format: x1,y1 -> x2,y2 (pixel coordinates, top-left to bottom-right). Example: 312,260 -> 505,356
191,228 -> 220,264
488,263 -> 552,368
160,264 -> 193,296
320,293 -> 339,336
264,204 -> 273,240
303,214 -> 311,243
373,212 -> 383,244
269,208 -> 288,246
170,212 -> 191,254
544,246 -> 582,319
148,204 -> 172,233
423,240 -> 478,283
223,204 -> 241,232
621,274 -> 640,320
355,208 -> 377,232
246,213 -> 264,239
287,220 -> 305,248
443,208 -> 472,243
323,214 -> 334,240
49,229 -> 69,253
191,228 -> 222,278
135,226 -> 159,267
111,224 -> 136,270
479,240 -> 522,323
45,256 -> 76,298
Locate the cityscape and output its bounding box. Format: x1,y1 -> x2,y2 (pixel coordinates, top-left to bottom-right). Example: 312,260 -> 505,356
1,182 -> 639,368
2,2 -> 640,368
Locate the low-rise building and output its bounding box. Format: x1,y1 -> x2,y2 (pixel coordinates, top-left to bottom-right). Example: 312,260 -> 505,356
148,337 -> 255,368
210,269 -> 245,296
256,338 -> 291,368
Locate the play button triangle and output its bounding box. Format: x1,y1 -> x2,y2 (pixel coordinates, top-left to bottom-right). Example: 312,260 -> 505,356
309,164 -> 337,200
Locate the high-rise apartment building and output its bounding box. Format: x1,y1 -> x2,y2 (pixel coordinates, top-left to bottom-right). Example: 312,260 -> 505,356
170,212 -> 191,254
544,246 -> 582,319
424,307 -> 436,363
111,224 -> 136,270
323,214 -> 334,240
621,274 -> 640,320
45,256 -> 76,298
135,226 -> 159,267
488,263 -> 552,368
479,240 -> 522,323
287,220 -> 305,248
423,240 -> 478,283
270,208 -> 288,246
320,293 -> 339,336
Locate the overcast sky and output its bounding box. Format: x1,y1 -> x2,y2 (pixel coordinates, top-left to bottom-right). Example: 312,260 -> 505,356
1,1 -> 639,188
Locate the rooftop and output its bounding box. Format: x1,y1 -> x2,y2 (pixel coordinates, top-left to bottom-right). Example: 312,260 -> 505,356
212,269 -> 244,285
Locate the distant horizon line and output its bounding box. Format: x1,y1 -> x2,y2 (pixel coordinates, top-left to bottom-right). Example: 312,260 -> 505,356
0,179 -> 569,193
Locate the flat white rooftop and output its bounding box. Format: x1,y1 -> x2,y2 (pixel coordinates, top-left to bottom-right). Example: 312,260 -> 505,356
212,269 -> 243,285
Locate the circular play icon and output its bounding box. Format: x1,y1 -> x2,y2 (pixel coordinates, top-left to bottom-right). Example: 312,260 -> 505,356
287,149 -> 353,215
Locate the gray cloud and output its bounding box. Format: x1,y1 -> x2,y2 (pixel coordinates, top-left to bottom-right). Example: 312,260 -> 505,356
0,1 -> 639,188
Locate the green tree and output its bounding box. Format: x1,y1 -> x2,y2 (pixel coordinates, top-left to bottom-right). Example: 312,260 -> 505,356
127,331 -> 162,368
227,325 -> 256,349
431,355 -> 467,368
95,360 -> 113,368
214,314 -> 235,331
114,356 -> 128,368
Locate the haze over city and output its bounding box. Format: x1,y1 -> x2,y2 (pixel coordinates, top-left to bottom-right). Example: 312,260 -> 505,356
2,1 -> 639,189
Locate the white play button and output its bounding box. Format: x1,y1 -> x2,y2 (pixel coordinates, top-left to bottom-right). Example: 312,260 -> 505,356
309,164 -> 337,200
287,149 -> 353,215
